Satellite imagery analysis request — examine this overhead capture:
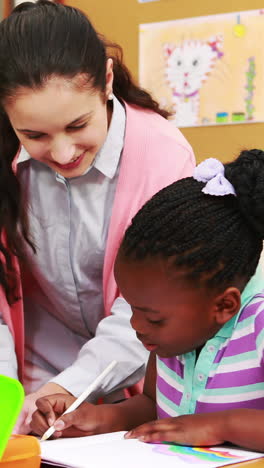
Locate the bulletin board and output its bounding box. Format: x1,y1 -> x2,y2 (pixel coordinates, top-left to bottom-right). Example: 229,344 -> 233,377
139,10 -> 264,129
65,0 -> 264,163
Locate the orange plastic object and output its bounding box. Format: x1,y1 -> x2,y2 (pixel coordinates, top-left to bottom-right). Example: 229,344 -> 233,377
0,435 -> 41,468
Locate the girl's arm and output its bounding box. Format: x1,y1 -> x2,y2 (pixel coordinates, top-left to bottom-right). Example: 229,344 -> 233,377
30,352 -> 157,438
220,408 -> 264,452
125,408 -> 264,452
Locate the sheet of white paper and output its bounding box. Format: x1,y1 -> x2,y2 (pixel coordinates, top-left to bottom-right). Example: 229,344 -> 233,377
41,431 -> 263,468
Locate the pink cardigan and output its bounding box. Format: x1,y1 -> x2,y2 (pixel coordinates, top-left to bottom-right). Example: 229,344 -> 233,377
1,103 -> 195,389
103,103 -> 195,316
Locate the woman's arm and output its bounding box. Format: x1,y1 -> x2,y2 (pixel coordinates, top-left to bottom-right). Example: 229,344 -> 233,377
49,297 -> 149,398
30,352 -> 157,438
15,296 -> 149,434
0,317 -> 18,379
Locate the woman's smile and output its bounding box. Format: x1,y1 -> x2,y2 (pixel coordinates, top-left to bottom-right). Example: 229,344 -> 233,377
53,151 -> 87,171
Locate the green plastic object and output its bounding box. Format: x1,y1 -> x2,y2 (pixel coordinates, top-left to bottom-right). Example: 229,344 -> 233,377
0,376 -> 24,460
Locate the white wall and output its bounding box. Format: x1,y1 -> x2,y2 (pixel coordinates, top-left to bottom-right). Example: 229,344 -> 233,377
14,0 -> 36,4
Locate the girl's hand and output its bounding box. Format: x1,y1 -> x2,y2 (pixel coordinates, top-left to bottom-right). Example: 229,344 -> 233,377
13,383 -> 70,435
31,394 -> 114,438
125,413 -> 225,446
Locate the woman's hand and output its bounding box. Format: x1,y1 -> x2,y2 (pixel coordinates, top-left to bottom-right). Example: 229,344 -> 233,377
13,392 -> 39,435
31,394 -> 117,438
125,412 -> 226,446
13,382 -> 70,435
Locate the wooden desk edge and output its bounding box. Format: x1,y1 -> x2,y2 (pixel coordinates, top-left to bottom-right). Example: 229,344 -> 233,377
223,457 -> 264,467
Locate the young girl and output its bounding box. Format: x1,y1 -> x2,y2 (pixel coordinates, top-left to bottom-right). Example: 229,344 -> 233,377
31,148 -> 264,452
0,0 -> 195,434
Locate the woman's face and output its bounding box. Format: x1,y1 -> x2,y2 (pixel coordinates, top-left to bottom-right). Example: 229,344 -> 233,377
4,63 -> 114,178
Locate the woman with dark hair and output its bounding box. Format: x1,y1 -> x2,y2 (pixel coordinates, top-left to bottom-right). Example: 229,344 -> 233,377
1,0 -> 194,434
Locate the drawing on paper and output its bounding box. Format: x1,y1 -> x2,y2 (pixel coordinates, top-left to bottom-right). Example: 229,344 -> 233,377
164,36 -> 223,126
153,443 -> 242,464
139,9 -> 264,127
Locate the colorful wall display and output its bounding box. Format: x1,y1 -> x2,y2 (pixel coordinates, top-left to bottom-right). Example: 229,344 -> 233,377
139,9 -> 264,127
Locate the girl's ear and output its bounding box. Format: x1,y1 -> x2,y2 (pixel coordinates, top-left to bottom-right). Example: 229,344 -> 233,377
214,287 -> 241,326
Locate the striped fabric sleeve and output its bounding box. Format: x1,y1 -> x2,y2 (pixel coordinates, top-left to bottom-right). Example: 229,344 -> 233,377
253,299 -> 264,366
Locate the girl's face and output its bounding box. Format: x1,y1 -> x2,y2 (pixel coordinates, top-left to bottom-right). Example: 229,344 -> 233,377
115,255 -> 227,358
4,62 -> 114,178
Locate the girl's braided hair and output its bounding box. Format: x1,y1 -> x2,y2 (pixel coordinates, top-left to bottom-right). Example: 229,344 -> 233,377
120,149 -> 264,290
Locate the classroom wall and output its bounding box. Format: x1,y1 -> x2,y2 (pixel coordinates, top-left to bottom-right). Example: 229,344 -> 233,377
65,0 -> 264,163
2,0 -> 12,17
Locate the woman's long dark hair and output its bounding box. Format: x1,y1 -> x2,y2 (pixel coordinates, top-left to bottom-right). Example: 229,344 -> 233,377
0,0 -> 169,303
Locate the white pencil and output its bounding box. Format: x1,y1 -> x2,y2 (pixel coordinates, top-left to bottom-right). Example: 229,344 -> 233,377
41,360 -> 117,441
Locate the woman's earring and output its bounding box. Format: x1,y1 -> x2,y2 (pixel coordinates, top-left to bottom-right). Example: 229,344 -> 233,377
108,93 -> 114,101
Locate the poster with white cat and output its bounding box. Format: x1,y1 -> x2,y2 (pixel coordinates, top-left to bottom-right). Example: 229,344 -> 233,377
139,9 -> 264,127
